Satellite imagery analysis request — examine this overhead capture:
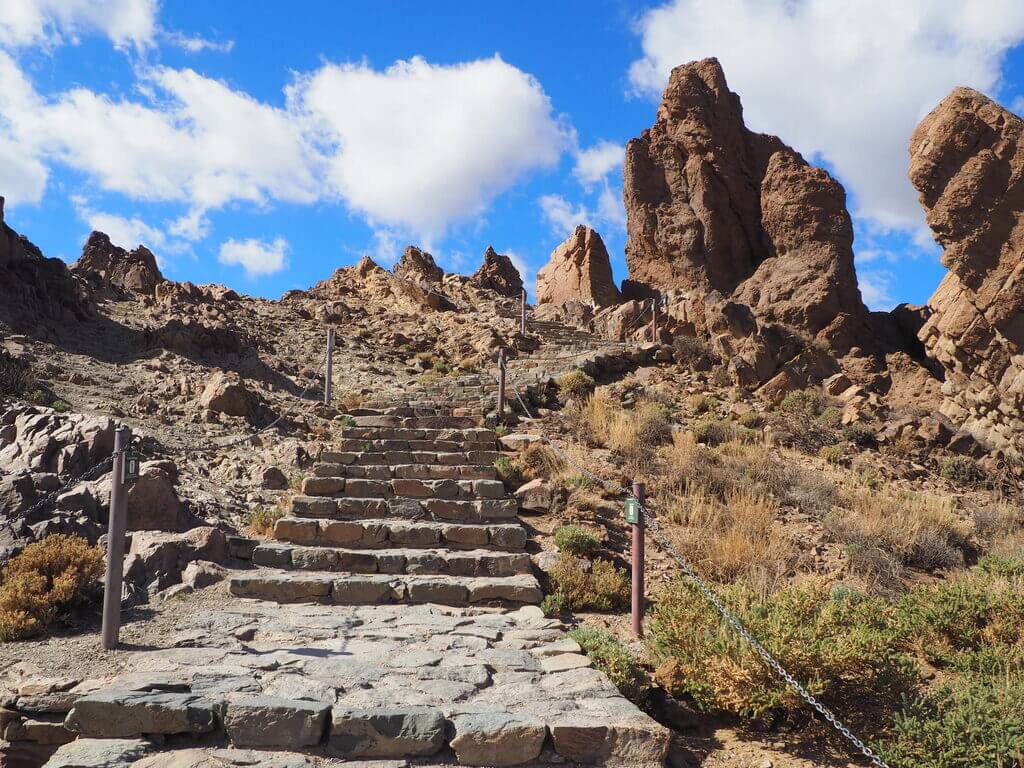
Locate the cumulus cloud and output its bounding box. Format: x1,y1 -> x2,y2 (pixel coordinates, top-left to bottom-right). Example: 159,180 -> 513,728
539,193 -> 592,236
858,269 -> 897,311
218,236 -> 288,277
0,0 -> 157,50
573,140 -> 623,187
629,0 -> 1024,233
164,31 -> 234,54
299,55 -> 569,238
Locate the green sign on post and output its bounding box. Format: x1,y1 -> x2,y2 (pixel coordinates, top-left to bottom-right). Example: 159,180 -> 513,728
624,498 -> 641,524
124,448 -> 141,482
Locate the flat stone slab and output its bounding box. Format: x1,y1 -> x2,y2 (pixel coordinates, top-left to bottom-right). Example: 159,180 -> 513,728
222,696 -> 330,747
65,691 -> 216,738
43,738 -> 151,767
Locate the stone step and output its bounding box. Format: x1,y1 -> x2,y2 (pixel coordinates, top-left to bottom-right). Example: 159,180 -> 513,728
273,516 -> 527,550
253,543 -> 532,577
350,415 -> 478,429
313,462 -> 497,481
339,426 -> 495,442
332,437 -> 495,453
289,495 -> 519,523
300,477 -> 506,501
323,448 -> 498,466
229,570 -> 543,606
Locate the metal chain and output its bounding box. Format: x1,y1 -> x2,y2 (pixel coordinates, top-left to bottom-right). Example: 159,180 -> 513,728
496,373 -> 891,768
17,451 -> 121,522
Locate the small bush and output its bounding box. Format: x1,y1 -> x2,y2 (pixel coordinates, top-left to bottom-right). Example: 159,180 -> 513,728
549,554 -> 629,612
672,335 -> 716,369
494,456 -> 525,488
779,389 -> 830,418
689,394 -> 718,414
493,425 -> 508,437
0,535 -> 105,642
50,399 -> 71,413
554,525 -> 601,556
518,443 -> 565,481
569,627 -> 650,704
540,593 -> 567,618
0,351 -> 33,397
843,423 -> 876,448
339,392 -> 365,409
817,406 -> 843,428
818,445 -> 844,464
246,505 -> 285,538
940,455 -> 984,486
432,360 -> 451,375
977,553 -> 1024,578
691,419 -> 733,447
336,415 -> 357,428
737,410 -> 764,429
557,369 -> 596,400
648,578 -> 915,719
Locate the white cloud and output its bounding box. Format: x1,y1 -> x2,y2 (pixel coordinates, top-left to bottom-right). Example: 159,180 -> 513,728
0,52 -> 49,206
370,229 -> 401,266
299,55 -> 569,238
573,140 -> 623,187
164,31 -> 234,54
0,0 -> 157,50
629,0 -> 1024,233
858,269 -> 897,311
539,193 -> 592,236
83,210 -> 165,251
218,236 -> 288,277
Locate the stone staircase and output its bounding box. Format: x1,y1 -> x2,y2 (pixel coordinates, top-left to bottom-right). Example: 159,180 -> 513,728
228,411 -> 543,607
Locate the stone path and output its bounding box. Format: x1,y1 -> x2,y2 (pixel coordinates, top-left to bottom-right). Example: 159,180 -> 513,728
1,407 -> 669,766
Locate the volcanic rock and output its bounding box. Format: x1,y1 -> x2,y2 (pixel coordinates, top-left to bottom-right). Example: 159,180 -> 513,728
536,226 -> 621,307
912,87 -> 1024,454
73,231 -> 164,296
472,246 -> 524,297
394,246 -> 443,285
622,58 -> 867,336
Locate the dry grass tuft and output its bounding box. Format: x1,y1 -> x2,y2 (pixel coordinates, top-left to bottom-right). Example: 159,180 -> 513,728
0,534 -> 104,642
573,394 -> 672,470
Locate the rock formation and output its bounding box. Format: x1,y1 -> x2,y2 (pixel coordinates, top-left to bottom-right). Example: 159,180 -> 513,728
73,231 -> 164,296
622,58 -> 867,337
912,87 -> 1024,454
393,246 -> 443,285
472,246 -> 523,298
536,226 -> 621,307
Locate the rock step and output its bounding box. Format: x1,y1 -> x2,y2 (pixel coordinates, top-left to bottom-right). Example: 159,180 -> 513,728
290,495 -> 519,523
349,415 -> 479,429
254,543 -> 532,577
273,515 -> 527,550
229,570 -> 542,606
300,477 -> 506,500
314,462 -> 497,481
332,436 -> 496,452
339,426 -> 495,442
323,449 -> 498,466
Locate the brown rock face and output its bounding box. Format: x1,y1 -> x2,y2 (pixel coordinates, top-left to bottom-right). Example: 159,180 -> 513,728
393,246 -> 443,285
73,231 -> 163,296
536,226 -> 621,307
623,58 -> 867,335
472,246 -> 523,298
912,87 -> 1024,454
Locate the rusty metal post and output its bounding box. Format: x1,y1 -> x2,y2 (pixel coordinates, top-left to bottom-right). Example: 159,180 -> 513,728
325,328 -> 335,405
650,298 -> 658,343
497,348 -> 506,419
631,481 -> 646,637
520,290 -> 527,335
101,426 -> 130,650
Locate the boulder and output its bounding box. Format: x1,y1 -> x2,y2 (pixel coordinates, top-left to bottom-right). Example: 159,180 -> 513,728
126,461 -> 189,532
72,231 -> 163,296
513,479 -> 552,513
198,373 -> 252,418
537,226 -> 621,308
123,527 -> 229,593
393,246 -> 443,285
472,246 -> 523,298
912,86 -> 1024,455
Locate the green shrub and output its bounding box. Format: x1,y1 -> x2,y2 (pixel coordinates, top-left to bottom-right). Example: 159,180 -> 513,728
647,578 -> 915,719
569,627 -> 650,704
432,360 -> 451,375
689,394 -> 718,415
246,505 -> 284,538
738,410 -> 764,429
557,369 -> 596,400
843,423 -> 876,448
494,424 -> 508,437
691,419 -> 733,447
553,525 -> 600,556
0,535 -> 104,642
779,389 -> 829,418
977,553 -> 1024,578
541,593 -> 567,618
818,445 -> 844,465
817,406 -> 843,428
50,399 -> 71,413
494,456 -> 524,488
940,456 -> 984,486
336,415 -> 357,428
549,554 -> 629,612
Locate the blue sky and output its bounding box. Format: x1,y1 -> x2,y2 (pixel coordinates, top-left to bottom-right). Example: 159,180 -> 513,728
3,1 -> 1024,310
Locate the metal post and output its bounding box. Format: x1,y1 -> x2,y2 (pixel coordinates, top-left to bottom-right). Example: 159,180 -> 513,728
101,426 -> 130,650
631,481 -> 646,637
520,290 -> 527,335
650,298 -> 658,343
497,349 -> 506,419
325,328 -> 335,405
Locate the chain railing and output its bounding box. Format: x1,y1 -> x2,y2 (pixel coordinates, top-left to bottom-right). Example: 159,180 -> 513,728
494,369 -> 892,768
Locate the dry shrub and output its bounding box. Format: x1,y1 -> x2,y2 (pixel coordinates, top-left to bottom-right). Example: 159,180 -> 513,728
0,534 -> 104,642
574,394 -> 671,468
665,487 -> 794,587
247,504 -> 285,538
549,553 -> 629,612
828,490 -> 971,589
0,350 -> 33,397
557,369 -> 596,400
339,391 -> 366,409
518,442 -> 565,481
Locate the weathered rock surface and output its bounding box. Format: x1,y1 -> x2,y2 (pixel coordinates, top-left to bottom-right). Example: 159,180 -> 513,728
471,246 -> 523,298
393,246 -> 443,285
72,231 -> 164,297
537,226 -> 621,308
623,58 -> 867,337
912,87 -> 1024,454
